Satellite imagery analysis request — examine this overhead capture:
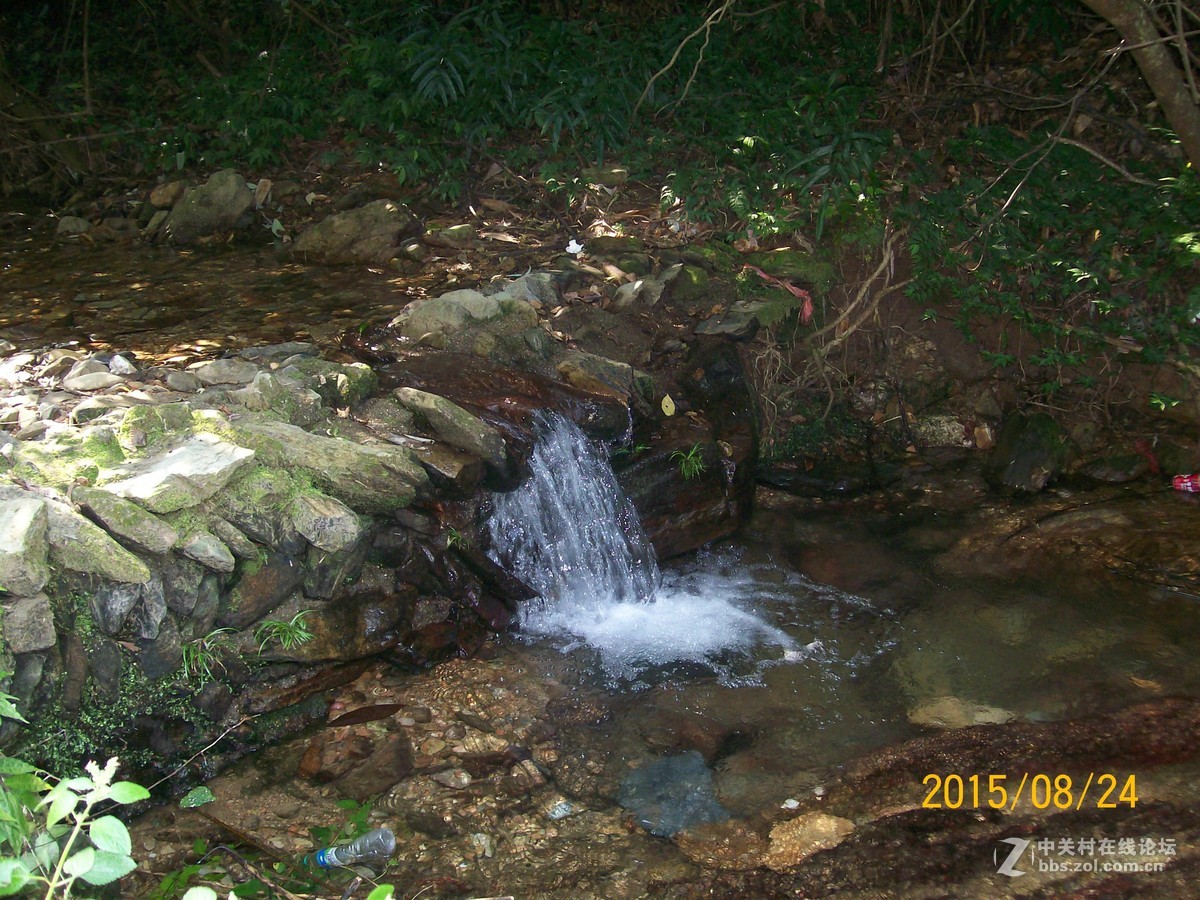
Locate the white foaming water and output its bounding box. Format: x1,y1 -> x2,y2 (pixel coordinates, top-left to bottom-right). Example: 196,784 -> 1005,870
486,414 -> 796,684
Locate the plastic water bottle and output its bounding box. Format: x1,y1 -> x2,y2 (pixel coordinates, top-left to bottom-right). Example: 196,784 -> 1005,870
1173,474 -> 1200,492
309,828 -> 396,868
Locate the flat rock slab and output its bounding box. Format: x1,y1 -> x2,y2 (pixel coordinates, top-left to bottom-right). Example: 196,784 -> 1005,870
45,500 -> 151,584
74,486 -> 179,554
288,493 -> 362,554
102,434 -> 256,513
394,387 -> 508,470
232,419 -> 429,513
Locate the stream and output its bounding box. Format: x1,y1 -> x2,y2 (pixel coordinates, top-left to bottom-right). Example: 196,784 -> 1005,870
6,222 -> 1200,897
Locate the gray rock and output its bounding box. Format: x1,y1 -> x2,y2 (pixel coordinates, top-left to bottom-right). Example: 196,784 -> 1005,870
390,287 -> 538,341
191,358 -> 261,386
180,530 -> 236,573
227,371 -> 321,424
984,413 -> 1077,494
291,199 -> 421,265
219,552 -> 304,628
231,419 -> 429,513
134,575 -> 168,639
618,751 -> 730,837
357,397 -> 415,436
64,358 -> 108,380
212,517 -> 260,560
165,370 -> 202,393
288,493 -> 362,553
304,535 -> 371,600
90,582 -> 142,635
238,342 -> 317,361
2,594 -> 56,653
46,501 -> 152,583
70,397 -> 130,424
0,497 -> 50,595
555,350 -> 652,401
102,433 -> 256,513
491,273 -> 559,306
275,358 -> 377,408
0,339 -> 16,358
74,486 -> 179,554
55,216 -> 91,236
108,354 -> 138,376
393,387 -> 507,470
613,277 -> 666,309
161,170 -> 254,245
160,555 -> 205,615
222,469 -> 307,553
693,301 -> 763,340
62,372 -> 125,392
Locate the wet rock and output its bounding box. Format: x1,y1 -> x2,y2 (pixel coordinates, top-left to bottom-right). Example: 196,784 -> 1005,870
431,768 -> 472,789
149,180 -> 186,208
180,530 -> 236,573
292,199 -> 421,265
1080,452 -> 1151,483
135,575 -> 169,639
693,301 -> 763,340
618,750 -> 730,837
356,397 -> 415,436
222,469 -> 306,553
74,486 -> 179,554
638,709 -> 730,763
761,812 -> 855,871
394,387 -> 509,472
231,419 -> 429,513
102,433 -> 256,513
908,696 -> 1016,729
87,638 -> 122,702
555,350 -> 651,401
303,534 -> 371,600
408,442 -> 485,496
288,493 -> 362,554
159,555 -> 205,616
984,412 -> 1077,493
0,496 -> 50,595
674,820 -> 767,870
227,372 -> 322,427
336,732 -> 414,801
55,216 -> 91,236
160,170 -> 254,245
2,594 -> 56,653
219,552 -> 304,628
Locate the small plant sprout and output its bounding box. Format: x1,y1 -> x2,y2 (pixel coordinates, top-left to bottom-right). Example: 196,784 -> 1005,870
181,628 -> 234,683
444,526 -> 470,551
1150,393 -> 1181,412
255,610 -> 315,653
671,444 -> 708,480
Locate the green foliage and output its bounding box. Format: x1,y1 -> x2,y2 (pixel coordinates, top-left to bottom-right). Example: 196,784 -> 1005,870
181,628 -> 235,684
254,610 -> 315,653
0,681 -> 148,898
670,444 -> 707,481
444,526 -> 471,552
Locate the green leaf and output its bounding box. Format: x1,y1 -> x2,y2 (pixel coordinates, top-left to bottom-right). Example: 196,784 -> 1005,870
78,849 -> 135,886
88,816 -> 131,855
109,781 -> 150,805
63,845 -> 96,878
0,757 -> 36,775
0,859 -> 31,896
42,785 -> 78,828
179,786 -> 216,809
367,887 -> 396,900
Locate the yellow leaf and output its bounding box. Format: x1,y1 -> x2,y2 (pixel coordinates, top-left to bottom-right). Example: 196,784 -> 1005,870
661,395 -> 676,417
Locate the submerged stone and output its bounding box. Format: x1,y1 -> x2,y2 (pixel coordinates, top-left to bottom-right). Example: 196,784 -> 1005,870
618,750 -> 730,837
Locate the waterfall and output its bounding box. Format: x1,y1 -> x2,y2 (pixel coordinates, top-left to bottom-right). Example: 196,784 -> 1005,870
487,413 -> 797,685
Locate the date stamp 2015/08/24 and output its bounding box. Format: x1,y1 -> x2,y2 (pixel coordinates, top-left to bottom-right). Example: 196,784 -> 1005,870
921,772 -> 1138,812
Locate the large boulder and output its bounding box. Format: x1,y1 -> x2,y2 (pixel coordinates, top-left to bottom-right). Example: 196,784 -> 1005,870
0,497 -> 50,596
159,170 -> 254,245
291,199 -> 421,265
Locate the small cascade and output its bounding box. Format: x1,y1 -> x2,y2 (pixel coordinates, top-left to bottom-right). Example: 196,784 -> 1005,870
487,413 -> 796,684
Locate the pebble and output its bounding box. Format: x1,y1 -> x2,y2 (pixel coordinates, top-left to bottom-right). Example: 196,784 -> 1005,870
431,768 -> 472,789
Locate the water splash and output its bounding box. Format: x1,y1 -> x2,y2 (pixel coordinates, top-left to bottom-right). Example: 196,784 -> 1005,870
486,414 -> 795,684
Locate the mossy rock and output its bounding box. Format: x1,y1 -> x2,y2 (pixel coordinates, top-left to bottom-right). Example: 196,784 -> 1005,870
744,249 -> 835,289
670,265 -> 710,302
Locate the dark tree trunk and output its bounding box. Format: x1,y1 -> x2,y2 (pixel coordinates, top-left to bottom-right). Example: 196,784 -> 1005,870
1079,0 -> 1200,170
